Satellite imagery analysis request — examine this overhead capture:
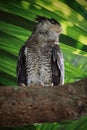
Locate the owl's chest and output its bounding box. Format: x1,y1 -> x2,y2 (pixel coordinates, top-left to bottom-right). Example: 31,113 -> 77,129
25,47 -> 52,85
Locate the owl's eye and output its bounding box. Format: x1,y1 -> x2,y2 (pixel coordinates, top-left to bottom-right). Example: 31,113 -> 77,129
49,18 -> 60,26
49,19 -> 57,24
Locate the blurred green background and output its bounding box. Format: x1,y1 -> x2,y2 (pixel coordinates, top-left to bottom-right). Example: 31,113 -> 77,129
0,0 -> 87,130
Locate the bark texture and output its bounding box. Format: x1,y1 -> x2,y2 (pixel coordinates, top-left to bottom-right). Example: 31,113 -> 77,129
0,78 -> 87,127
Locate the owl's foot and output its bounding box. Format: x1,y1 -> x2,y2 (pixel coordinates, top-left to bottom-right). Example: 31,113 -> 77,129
38,80 -> 54,87
18,83 -> 27,87
38,80 -> 45,86
21,83 -> 27,87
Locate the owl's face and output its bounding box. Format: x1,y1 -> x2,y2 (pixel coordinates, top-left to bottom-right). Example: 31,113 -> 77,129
34,16 -> 62,43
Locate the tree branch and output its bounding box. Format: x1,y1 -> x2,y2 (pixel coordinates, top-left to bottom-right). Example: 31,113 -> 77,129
0,78 -> 87,127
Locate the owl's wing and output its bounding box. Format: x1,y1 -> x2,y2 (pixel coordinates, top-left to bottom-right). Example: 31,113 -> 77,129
51,45 -> 64,85
16,45 -> 27,86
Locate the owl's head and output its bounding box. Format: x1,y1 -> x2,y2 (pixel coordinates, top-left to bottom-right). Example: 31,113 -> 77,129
34,16 -> 62,43
35,16 -> 62,33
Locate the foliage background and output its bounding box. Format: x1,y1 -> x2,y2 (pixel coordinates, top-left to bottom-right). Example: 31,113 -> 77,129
0,0 -> 87,130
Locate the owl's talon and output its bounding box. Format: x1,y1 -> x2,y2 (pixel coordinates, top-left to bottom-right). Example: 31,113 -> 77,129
18,83 -> 27,87
38,80 -> 45,86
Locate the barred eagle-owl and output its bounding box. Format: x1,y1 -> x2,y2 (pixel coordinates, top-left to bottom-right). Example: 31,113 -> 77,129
16,16 -> 64,86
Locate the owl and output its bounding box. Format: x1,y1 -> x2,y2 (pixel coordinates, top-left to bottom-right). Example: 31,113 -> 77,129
16,16 -> 64,86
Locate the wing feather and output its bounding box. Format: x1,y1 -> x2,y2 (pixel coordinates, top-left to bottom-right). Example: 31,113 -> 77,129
16,45 -> 27,86
51,45 -> 64,85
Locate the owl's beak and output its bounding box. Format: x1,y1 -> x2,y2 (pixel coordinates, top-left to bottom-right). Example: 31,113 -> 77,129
52,25 -> 63,33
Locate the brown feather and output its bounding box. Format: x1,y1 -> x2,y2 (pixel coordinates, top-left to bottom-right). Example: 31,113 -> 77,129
16,46 -> 27,86
51,45 -> 64,85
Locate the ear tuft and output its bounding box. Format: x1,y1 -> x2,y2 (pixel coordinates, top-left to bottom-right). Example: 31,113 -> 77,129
36,16 -> 48,22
